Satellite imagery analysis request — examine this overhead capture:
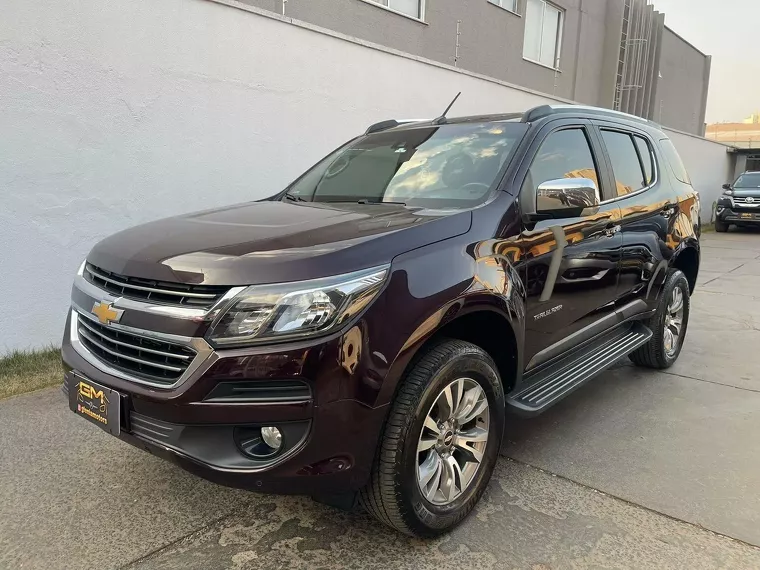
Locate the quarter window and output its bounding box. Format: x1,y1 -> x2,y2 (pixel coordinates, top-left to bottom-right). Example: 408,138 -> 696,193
369,0 -> 424,19
523,0 -> 564,69
524,128 -> 601,210
601,130 -> 648,197
659,139 -> 692,185
489,0 -> 519,13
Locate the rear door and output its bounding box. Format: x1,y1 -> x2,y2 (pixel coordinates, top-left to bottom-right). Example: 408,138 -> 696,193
591,122 -> 671,310
518,119 -> 623,370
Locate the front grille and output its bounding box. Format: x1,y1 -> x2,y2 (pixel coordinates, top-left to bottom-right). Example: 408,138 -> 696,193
83,263 -> 228,308
76,314 -> 196,385
733,197 -> 760,210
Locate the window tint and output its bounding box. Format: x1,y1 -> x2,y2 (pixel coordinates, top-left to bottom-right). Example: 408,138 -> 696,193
634,136 -> 654,186
659,139 -> 691,184
524,128 -> 600,210
601,130 -> 647,197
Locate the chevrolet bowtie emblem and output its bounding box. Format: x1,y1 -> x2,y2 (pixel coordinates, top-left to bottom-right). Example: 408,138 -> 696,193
91,301 -> 123,325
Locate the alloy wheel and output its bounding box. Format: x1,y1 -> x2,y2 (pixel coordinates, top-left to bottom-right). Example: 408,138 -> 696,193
416,378 -> 490,505
664,286 -> 685,357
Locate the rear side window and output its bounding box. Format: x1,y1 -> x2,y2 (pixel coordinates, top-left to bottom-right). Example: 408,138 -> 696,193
659,139 -> 691,184
634,135 -> 654,186
600,130 -> 648,197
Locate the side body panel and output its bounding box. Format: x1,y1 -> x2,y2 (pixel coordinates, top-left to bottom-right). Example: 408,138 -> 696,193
591,119 -> 700,308
513,118 -> 624,370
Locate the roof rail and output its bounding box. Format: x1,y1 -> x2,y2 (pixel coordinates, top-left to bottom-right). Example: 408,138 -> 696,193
364,119 -> 426,135
522,104 -> 657,127
365,120 -> 401,135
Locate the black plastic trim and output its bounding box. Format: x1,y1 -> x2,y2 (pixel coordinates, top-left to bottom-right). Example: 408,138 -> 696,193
203,380 -> 312,404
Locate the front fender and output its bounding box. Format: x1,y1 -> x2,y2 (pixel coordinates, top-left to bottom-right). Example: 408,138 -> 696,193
368,236 -> 526,408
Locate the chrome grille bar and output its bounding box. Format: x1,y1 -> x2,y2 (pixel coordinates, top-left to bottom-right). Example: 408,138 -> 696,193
76,317 -> 192,361
86,265 -> 217,299
75,313 -> 197,384
83,263 -> 229,308
77,328 -> 184,373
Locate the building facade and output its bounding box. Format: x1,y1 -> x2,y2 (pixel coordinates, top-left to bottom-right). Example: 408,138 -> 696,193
243,0 -> 711,135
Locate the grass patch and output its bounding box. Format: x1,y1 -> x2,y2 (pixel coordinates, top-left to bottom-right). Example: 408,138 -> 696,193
0,347 -> 62,399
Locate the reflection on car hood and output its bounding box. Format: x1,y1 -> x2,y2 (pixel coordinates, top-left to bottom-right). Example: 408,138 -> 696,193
88,200 -> 472,285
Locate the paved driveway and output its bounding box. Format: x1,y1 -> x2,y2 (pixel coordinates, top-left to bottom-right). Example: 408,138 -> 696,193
2,231 -> 760,569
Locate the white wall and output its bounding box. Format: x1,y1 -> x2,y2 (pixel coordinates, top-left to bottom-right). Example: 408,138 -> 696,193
0,0 -> 732,353
664,130 -> 733,222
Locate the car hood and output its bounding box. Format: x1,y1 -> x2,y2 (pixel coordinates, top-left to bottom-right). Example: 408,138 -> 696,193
732,188 -> 760,197
88,200 -> 472,285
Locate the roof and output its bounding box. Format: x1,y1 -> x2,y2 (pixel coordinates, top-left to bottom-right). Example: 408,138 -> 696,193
365,105 -> 659,135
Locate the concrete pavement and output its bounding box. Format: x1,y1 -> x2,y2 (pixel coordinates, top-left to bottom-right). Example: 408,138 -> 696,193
2,230 -> 760,569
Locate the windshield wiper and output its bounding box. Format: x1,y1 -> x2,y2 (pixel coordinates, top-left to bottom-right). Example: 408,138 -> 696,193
283,192 -> 308,202
356,199 -> 407,206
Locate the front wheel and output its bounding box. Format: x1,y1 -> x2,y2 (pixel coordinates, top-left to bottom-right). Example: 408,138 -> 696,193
714,218 -> 729,232
360,339 -> 505,537
629,269 -> 690,369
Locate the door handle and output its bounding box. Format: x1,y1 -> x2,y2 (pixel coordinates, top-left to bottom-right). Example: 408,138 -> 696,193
604,223 -> 621,237
662,204 -> 677,219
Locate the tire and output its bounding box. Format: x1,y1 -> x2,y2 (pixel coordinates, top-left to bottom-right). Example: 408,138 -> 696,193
629,269 -> 690,369
714,218 -> 729,232
360,339 -> 505,537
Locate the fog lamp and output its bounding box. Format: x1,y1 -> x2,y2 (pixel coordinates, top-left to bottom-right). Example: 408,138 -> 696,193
261,426 -> 283,450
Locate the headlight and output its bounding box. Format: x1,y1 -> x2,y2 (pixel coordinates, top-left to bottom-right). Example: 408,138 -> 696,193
208,266 -> 388,346
723,189 -> 734,196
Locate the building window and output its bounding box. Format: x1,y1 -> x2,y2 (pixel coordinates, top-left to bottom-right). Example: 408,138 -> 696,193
523,0 -> 564,69
369,0 -> 424,19
488,0 -> 519,13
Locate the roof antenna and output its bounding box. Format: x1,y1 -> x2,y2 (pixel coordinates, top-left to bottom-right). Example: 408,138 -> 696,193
433,92 -> 461,125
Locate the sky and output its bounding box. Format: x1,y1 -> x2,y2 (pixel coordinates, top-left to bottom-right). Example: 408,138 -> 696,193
653,0 -> 759,124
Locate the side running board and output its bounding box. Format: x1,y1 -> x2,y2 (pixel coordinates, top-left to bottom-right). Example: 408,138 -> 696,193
507,322 -> 653,416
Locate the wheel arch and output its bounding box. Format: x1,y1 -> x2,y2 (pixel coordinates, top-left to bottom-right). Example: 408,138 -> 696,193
378,300 -> 524,408
671,243 -> 700,293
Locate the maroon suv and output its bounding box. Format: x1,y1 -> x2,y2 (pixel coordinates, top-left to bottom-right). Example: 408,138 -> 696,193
62,104 -> 700,536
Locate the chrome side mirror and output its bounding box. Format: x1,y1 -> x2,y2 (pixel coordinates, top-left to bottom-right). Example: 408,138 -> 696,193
536,177 -> 600,218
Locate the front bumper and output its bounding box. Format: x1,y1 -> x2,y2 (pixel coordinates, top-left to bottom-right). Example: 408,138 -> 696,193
716,200 -> 760,224
61,309 -> 388,496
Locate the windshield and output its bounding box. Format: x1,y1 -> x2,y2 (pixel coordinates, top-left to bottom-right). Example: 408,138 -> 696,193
734,172 -> 760,188
284,122 -> 528,208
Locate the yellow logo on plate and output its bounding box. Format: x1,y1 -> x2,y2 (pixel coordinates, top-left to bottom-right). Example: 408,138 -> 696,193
78,381 -> 109,415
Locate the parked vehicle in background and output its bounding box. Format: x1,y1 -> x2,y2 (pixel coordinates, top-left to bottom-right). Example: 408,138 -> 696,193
715,171 -> 760,232
62,104 -> 700,537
